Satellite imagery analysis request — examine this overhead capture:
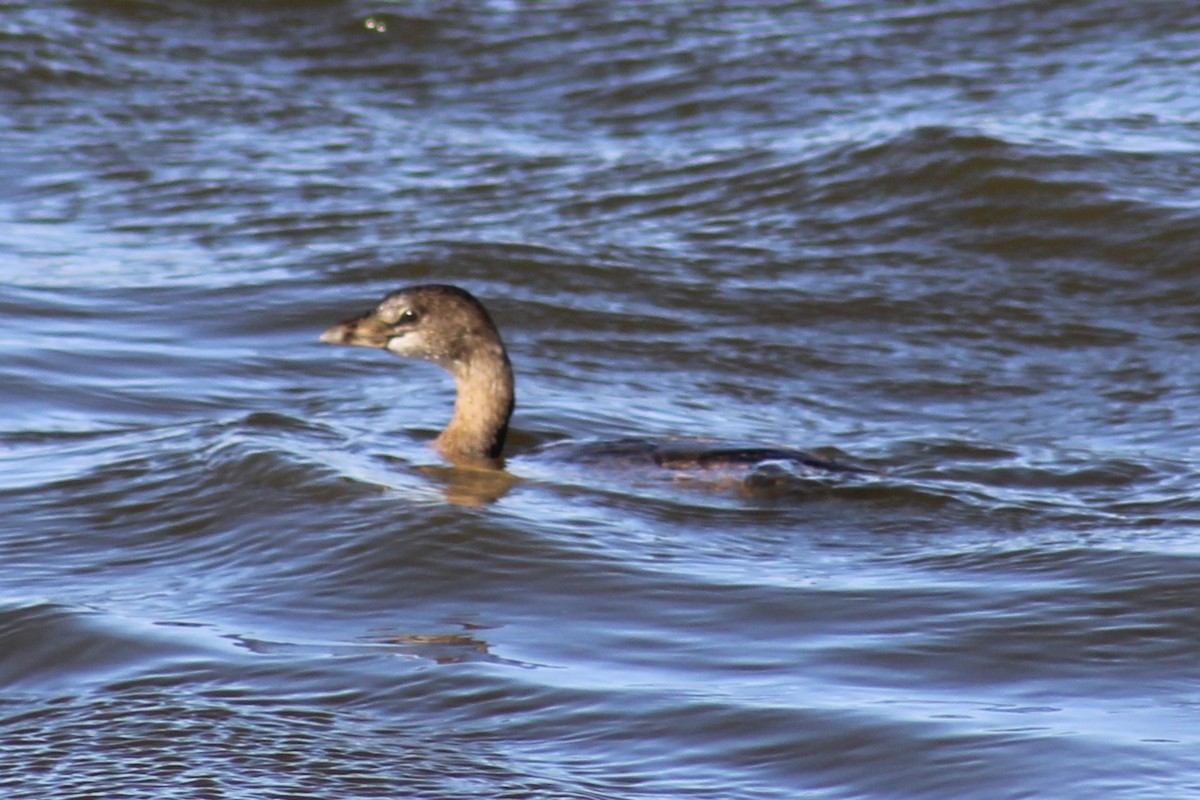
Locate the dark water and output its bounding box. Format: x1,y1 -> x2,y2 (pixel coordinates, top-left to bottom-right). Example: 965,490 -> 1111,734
3,1 -> 1200,797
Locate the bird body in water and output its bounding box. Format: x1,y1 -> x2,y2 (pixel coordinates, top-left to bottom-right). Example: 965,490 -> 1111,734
321,284 -> 861,475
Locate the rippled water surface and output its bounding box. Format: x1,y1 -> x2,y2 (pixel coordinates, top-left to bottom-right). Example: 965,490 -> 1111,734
3,2 -> 1200,797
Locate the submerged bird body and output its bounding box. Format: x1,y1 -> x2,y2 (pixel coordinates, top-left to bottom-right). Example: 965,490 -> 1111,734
321,284 -> 858,474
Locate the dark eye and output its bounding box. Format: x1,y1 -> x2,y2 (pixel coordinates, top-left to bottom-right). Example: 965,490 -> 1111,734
398,309 -> 419,324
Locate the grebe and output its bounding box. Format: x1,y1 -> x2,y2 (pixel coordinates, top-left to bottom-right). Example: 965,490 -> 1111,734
321,284 -> 859,474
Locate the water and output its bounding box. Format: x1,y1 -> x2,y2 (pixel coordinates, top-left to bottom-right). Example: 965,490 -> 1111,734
3,1 -> 1200,797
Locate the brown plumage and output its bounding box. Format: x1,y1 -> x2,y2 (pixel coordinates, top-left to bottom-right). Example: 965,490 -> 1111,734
320,284 -> 513,466
322,284 -> 864,476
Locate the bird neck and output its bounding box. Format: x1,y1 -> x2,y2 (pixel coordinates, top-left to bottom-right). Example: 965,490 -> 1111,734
435,343 -> 514,466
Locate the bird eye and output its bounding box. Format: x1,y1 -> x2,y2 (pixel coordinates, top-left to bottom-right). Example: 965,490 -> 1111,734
398,309 -> 419,324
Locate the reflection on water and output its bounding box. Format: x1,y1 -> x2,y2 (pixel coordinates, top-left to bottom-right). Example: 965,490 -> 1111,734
419,463 -> 520,506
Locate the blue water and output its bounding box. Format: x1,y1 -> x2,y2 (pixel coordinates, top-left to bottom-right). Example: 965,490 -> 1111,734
3,2 -> 1200,797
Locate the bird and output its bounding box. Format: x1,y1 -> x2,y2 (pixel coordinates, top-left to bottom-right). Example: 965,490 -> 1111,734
321,284 -> 862,476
